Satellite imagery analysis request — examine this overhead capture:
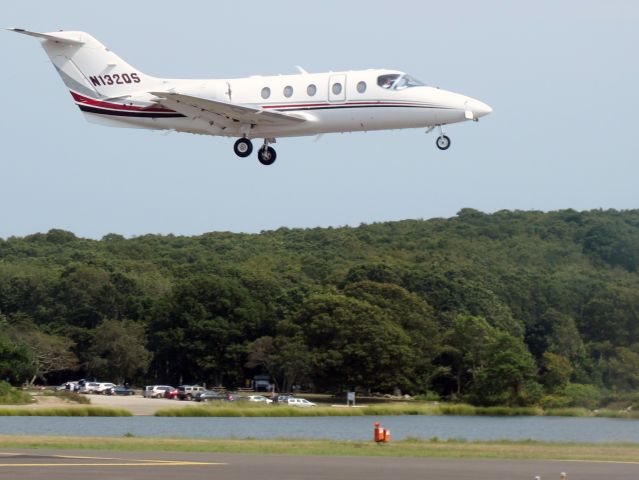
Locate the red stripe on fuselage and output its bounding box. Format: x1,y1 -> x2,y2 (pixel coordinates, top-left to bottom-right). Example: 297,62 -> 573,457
69,91 -> 175,113
262,100 -> 437,110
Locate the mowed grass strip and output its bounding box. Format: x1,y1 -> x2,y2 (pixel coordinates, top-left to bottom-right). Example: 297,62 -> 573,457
0,407 -> 131,416
0,435 -> 637,462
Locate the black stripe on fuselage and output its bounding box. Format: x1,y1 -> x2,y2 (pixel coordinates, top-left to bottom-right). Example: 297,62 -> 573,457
78,105 -> 186,118
79,103 -> 453,119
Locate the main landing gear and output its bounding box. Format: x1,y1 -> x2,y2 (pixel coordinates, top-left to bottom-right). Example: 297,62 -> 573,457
233,138 -> 253,157
233,138 -> 277,165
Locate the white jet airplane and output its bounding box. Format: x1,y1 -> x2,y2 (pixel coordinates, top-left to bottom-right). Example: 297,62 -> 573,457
10,28 -> 492,165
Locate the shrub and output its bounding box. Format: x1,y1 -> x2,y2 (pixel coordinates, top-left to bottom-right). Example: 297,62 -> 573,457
414,391 -> 441,402
539,394 -> 571,409
564,383 -> 603,409
0,381 -> 33,405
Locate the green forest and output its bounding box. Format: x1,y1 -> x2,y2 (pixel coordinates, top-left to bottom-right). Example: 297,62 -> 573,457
1,208 -> 638,407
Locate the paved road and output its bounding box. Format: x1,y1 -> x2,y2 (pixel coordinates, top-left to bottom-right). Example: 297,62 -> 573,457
0,449 -> 637,480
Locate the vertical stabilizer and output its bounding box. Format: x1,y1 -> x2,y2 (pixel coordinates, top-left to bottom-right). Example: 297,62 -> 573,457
9,28 -> 156,99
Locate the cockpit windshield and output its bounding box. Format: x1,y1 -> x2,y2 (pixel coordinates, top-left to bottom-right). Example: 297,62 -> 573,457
377,73 -> 425,90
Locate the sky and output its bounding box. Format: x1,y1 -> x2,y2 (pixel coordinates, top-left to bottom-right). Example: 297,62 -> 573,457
2,0 -> 638,239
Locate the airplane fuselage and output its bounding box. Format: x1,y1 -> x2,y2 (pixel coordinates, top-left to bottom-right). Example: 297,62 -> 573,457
82,69 -> 490,139
11,28 -> 492,164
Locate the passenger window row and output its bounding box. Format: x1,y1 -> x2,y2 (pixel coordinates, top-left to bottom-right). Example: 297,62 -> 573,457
260,81 -> 368,100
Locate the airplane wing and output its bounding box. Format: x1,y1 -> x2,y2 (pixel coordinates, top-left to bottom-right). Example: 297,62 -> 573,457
149,91 -> 306,126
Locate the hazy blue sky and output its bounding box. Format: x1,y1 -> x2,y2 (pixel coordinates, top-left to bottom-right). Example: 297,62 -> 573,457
2,0 -> 638,239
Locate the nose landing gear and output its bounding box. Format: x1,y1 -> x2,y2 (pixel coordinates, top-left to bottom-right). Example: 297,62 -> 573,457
436,135 -> 451,150
435,125 -> 450,151
426,126 -> 452,151
233,138 -> 277,165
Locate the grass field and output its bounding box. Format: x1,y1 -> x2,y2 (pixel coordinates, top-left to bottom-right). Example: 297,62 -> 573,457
154,401 -> 639,419
0,407 -> 131,416
0,435 -> 637,462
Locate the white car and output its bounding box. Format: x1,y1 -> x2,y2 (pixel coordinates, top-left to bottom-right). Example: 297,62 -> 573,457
286,398 -> 316,407
143,385 -> 175,398
95,383 -> 116,394
79,382 -> 100,394
247,395 -> 273,404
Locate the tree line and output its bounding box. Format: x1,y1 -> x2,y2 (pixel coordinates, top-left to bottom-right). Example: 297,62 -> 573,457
1,208 -> 638,407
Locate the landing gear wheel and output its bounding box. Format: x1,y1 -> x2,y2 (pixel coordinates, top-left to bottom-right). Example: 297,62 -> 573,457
234,138 -> 253,157
257,146 -> 277,165
436,135 -> 451,150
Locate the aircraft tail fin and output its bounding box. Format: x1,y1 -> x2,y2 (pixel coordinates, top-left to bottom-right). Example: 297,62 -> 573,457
9,28 -> 157,99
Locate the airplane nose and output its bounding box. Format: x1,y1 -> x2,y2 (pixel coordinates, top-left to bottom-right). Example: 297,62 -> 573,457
466,98 -> 493,119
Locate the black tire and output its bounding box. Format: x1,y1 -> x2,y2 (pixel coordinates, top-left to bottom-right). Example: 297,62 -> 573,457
436,135 -> 451,151
257,146 -> 277,165
234,138 -> 253,157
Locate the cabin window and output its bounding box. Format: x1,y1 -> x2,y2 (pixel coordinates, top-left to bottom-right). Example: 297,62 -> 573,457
378,74 -> 400,89
261,87 -> 271,99
332,82 -> 343,95
307,84 -> 317,96
356,81 -> 367,93
394,74 -> 425,90
377,73 -> 425,90
283,85 -> 293,98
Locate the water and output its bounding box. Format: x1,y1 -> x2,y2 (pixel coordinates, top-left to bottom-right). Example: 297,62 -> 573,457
1,415 -> 638,443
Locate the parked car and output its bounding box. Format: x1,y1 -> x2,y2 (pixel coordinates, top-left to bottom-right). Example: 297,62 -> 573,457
164,387 -> 178,399
247,395 -> 273,404
194,390 -> 228,402
286,397 -> 316,407
56,381 -> 78,392
273,394 -> 292,404
143,385 -> 175,398
253,375 -> 273,392
111,385 -> 135,396
95,383 -> 117,394
177,385 -> 205,401
79,382 -> 100,394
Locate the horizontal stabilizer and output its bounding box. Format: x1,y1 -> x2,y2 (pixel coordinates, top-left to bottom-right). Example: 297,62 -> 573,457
7,28 -> 84,45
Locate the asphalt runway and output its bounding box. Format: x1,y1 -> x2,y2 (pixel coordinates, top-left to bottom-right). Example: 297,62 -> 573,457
0,449 -> 637,480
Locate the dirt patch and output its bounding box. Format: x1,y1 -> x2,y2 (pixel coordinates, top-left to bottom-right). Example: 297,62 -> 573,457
7,392 -> 238,416
89,394 -> 192,416
31,396 -> 70,406
9,394 -> 82,409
